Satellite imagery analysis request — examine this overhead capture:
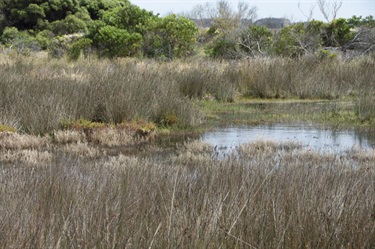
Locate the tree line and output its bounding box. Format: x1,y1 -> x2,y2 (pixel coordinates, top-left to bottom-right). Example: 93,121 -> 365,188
0,0 -> 374,60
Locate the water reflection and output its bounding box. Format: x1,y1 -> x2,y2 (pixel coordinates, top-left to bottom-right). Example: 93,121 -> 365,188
202,124 -> 374,154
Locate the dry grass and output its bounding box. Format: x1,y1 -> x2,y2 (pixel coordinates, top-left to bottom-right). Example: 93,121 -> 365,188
1,55 -> 374,134
0,135 -> 374,248
1,54 -> 374,247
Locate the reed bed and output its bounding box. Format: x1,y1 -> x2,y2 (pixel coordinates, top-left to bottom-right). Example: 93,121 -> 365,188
1,54 -> 374,247
0,135 -> 374,248
1,55 -> 374,134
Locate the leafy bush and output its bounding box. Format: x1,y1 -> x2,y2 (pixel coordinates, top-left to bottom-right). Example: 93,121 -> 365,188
0,27 -> 40,55
50,14 -> 88,35
322,18 -> 354,47
94,25 -> 142,58
143,15 -> 198,59
240,25 -> 273,56
206,35 -> 239,59
272,24 -> 306,58
67,38 -> 92,61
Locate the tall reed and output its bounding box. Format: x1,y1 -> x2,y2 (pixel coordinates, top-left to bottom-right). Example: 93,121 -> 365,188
0,139 -> 374,248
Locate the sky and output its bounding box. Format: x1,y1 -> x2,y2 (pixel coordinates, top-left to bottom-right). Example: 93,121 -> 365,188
130,0 -> 375,22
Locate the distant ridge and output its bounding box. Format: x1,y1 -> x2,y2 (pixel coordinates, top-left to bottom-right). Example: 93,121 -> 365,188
190,17 -> 291,29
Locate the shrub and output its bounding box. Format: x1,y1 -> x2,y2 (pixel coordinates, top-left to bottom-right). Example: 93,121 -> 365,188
240,25 -> 273,56
143,15 -> 198,59
67,38 -> 92,61
94,25 -> 142,58
206,35 -> 240,59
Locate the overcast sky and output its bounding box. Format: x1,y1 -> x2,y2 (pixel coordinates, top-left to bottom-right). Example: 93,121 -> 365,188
131,0 -> 375,22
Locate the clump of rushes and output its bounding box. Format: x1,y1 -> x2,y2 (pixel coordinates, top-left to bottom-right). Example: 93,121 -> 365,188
60,119 -> 156,142
116,120 -> 156,137
0,124 -> 17,133
59,119 -> 109,130
155,112 -> 179,127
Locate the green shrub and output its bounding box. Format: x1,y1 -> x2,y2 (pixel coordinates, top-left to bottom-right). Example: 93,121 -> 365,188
94,25 -> 142,58
240,25 -> 273,56
206,35 -> 239,59
143,15 -> 198,59
67,38 -> 92,61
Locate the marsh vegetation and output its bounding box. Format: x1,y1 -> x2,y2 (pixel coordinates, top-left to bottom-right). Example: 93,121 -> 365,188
1,131 -> 375,248
0,54 -> 375,248
1,0 -> 375,247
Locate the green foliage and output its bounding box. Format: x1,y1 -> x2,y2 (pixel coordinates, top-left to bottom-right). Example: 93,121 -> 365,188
205,35 -> 239,59
80,0 -> 130,20
94,25 -> 142,57
347,15 -> 375,28
143,15 -> 198,59
272,21 -> 327,58
273,24 -> 305,58
36,29 -> 55,49
102,4 -> 153,34
315,49 -> 338,61
240,25 -> 273,56
51,14 -> 87,35
67,37 -> 92,60
1,26 -> 40,54
322,18 -> 354,47
0,0 -> 82,30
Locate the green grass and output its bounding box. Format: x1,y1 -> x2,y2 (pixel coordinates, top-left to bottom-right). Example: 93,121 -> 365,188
200,98 -> 375,129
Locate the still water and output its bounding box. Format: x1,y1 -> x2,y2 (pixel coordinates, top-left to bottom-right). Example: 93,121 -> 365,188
202,124 -> 375,154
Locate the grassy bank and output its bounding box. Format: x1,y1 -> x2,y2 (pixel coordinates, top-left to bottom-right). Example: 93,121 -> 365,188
0,133 -> 374,248
1,55 -> 375,134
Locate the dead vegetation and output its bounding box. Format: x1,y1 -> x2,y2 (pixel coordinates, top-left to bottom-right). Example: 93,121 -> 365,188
0,133 -> 374,248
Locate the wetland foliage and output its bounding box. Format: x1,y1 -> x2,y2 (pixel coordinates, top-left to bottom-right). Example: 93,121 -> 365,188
0,132 -> 374,248
1,1 -> 375,247
0,55 -> 375,248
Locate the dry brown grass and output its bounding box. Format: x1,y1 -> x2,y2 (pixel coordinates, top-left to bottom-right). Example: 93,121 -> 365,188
1,56 -> 374,134
0,135 -> 374,248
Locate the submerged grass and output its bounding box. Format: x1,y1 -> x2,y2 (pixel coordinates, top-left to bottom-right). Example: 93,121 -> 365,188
0,136 -> 374,248
200,98 -> 375,129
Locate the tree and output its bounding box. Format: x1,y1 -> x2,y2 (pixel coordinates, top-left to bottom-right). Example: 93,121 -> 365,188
240,25 -> 273,56
143,15 -> 198,59
0,0 -> 82,30
186,0 -> 257,31
1,26 -> 40,54
101,4 -> 153,34
205,34 -> 239,59
316,0 -> 342,22
273,24 -> 306,58
51,13 -> 87,35
322,18 -> 353,47
347,15 -> 375,28
93,25 -> 142,58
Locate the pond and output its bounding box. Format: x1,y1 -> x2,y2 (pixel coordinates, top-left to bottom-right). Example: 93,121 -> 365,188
201,124 -> 375,154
